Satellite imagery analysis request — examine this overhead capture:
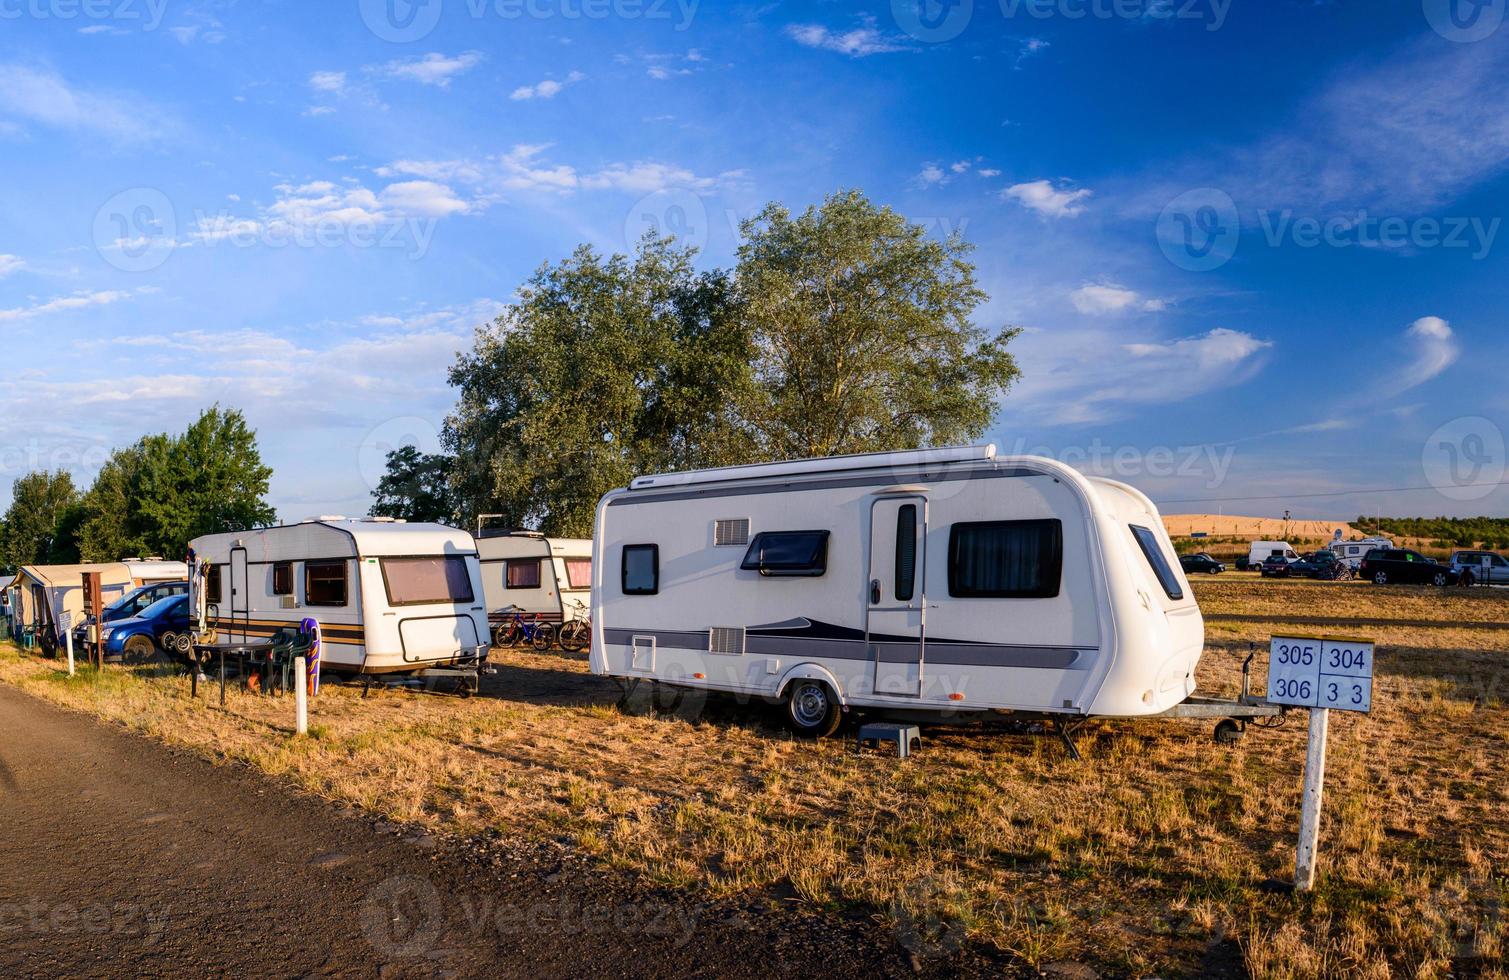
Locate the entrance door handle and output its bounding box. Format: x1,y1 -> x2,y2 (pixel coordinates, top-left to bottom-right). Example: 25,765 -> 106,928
869,579 -> 881,604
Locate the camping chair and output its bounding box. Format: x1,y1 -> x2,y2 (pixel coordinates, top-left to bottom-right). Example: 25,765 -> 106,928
269,628 -> 315,696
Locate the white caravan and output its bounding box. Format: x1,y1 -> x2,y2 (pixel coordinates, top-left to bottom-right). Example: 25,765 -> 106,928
1330,536 -> 1393,569
590,445 -> 1204,736
188,518 -> 489,675
476,531 -> 593,635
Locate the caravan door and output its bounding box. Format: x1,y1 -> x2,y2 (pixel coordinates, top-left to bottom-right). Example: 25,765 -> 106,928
867,495 -> 927,697
229,547 -> 249,642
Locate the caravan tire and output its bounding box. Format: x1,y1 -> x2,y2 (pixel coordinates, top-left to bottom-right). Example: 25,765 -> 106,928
784,679 -> 842,739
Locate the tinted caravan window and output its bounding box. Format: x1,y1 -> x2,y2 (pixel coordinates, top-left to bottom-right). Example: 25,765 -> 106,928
563,558 -> 592,590
506,559 -> 542,590
382,557 -> 475,605
272,561 -> 293,596
1131,525 -> 1184,601
895,505 -> 917,602
205,565 -> 223,604
948,520 -> 1062,598
740,531 -> 830,577
622,545 -> 659,595
305,560 -> 348,607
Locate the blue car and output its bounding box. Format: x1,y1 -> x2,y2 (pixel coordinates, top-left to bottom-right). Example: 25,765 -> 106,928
73,580 -> 188,648
101,594 -> 191,663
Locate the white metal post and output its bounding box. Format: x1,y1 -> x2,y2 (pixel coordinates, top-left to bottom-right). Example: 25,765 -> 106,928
294,655 -> 308,736
65,624 -> 75,677
1295,706 -> 1330,890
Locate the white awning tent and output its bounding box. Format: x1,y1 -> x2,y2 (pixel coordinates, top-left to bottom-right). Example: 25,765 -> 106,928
0,559 -> 184,638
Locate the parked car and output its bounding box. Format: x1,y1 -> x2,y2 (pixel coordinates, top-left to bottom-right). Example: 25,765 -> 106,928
1359,549 -> 1462,587
1180,554 -> 1225,574
1246,540 -> 1298,569
72,580 -> 188,648
1285,550 -> 1339,578
1260,555 -> 1295,577
99,594 -> 191,663
1450,550 -> 1509,586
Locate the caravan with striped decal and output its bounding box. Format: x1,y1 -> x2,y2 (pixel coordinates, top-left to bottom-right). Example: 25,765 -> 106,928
188,519 -> 490,675
590,445 -> 1204,736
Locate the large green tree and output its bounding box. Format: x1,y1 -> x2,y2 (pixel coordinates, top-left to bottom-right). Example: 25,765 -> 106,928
70,407 -> 276,561
0,470 -> 81,569
445,235 -> 753,536
370,445 -> 459,524
735,190 -> 1020,458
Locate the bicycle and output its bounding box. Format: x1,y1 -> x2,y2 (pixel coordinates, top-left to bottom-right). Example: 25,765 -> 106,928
493,605 -> 555,652
557,598 -> 591,654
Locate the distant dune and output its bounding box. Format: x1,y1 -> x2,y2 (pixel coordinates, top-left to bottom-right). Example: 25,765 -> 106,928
1163,515 -> 1359,540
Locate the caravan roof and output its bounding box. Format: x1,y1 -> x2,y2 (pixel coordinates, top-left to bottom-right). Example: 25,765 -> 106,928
628,445 -> 998,491
193,519 -> 476,558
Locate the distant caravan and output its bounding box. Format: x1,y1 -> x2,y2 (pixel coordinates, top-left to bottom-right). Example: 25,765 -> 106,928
188,518 -> 490,675
590,445 -> 1209,736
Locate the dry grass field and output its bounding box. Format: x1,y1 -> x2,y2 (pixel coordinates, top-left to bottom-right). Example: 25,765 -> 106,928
1164,515 -> 1360,541
2,578 -> 1505,978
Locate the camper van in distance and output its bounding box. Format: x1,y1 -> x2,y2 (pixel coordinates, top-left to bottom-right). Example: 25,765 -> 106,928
476,531 -> 592,645
591,445 -> 1204,736
188,519 -> 490,675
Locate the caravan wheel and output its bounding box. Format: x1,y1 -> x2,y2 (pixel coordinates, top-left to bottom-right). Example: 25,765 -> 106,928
784,679 -> 842,738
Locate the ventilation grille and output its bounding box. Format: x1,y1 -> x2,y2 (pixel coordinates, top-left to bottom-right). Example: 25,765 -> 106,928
709,627 -> 746,656
714,519 -> 751,547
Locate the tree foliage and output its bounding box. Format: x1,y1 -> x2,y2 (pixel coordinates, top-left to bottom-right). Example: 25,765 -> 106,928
1358,516 -> 1509,550
370,446 -> 459,524
0,471 -> 81,570
735,190 -> 1021,458
445,190 -> 1022,535
445,236 -> 753,537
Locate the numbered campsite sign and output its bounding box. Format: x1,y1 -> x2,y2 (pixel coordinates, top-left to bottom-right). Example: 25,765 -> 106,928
1268,636 -> 1373,713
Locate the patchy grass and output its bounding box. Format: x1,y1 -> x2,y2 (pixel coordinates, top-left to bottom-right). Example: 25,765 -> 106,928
2,579 -> 1507,978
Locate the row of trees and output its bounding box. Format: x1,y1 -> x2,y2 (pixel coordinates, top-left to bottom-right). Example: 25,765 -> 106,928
1359,516 -> 1509,550
407,190 -> 1021,536
0,408 -> 275,571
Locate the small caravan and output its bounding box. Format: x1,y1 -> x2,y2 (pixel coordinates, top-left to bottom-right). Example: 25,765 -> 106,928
1330,537 -> 1393,569
476,531 -> 593,635
591,445 -> 1205,735
188,518 -> 489,675
4,563 -> 140,653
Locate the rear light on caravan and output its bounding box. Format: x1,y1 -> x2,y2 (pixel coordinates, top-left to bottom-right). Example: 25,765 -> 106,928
693,672 -> 706,680
948,693 -> 965,701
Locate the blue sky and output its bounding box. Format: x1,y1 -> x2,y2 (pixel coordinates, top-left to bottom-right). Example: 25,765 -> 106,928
2,0 -> 1507,523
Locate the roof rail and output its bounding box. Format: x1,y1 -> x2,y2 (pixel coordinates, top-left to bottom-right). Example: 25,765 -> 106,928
628,444 -> 998,491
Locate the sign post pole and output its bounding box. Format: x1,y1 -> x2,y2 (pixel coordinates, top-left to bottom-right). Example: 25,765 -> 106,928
1294,706 -> 1330,890
62,613 -> 75,678
294,655 -> 308,736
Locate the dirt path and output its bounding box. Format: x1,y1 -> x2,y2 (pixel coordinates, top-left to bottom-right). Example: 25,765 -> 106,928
0,683 -> 972,979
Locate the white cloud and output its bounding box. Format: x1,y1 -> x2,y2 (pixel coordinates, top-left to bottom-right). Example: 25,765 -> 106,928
378,180 -> 471,217
303,106 -> 336,118
0,287 -> 153,324
1401,315 -> 1458,388
1070,282 -> 1166,315
950,161 -> 971,174
0,255 -> 25,278
785,20 -> 908,58
1003,180 -> 1092,218
917,164 -> 947,187
509,70 -> 584,100
190,176 -> 475,244
0,63 -> 166,144
979,168 -> 1002,178
1004,326 -> 1272,426
380,52 -> 483,88
493,145 -> 739,196
309,71 -> 348,94
78,24 -> 126,35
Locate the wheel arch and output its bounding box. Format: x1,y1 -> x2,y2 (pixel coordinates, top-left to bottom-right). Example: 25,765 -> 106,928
775,663 -> 847,705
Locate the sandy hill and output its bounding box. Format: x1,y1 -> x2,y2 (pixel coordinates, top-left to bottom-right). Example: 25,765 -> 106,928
1163,515 -> 1359,540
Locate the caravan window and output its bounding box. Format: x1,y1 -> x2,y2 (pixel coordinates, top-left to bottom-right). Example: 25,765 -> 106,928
206,565 -> 223,604
948,520 -> 1062,598
895,505 -> 918,602
305,560 -> 348,607
272,561 -> 293,596
1131,525 -> 1184,601
622,545 -> 659,595
381,557 -> 475,605
563,558 -> 592,590
506,559 -> 542,590
740,531 -> 830,577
